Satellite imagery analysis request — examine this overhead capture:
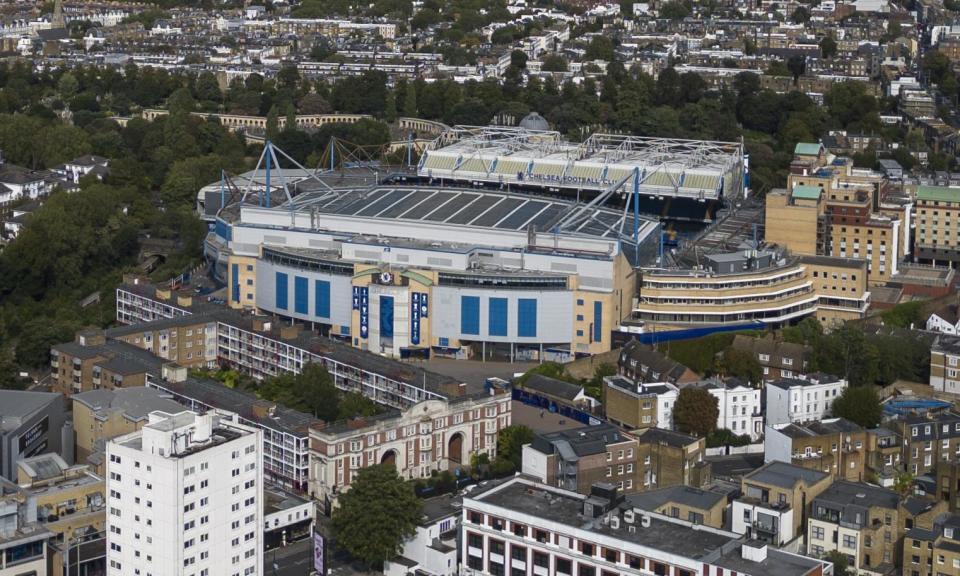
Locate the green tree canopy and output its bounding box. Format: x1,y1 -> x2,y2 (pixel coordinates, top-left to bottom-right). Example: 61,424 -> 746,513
673,387 -> 719,437
717,348 -> 762,384
497,425 -> 534,470
331,464 -> 422,568
830,385 -> 882,428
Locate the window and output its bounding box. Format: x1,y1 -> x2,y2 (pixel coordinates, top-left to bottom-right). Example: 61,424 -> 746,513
812,526 -> 824,540
843,534 -> 857,549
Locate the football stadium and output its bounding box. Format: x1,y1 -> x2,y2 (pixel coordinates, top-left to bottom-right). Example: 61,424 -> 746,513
203,126 -> 745,360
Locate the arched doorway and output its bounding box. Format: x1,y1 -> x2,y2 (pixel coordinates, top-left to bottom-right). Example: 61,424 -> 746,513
447,432 -> 464,471
380,449 -> 398,468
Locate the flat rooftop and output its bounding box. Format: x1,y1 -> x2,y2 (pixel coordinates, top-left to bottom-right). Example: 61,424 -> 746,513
475,480 -> 734,560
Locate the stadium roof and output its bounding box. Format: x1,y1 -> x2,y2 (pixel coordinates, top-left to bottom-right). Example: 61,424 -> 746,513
418,126 -> 744,201
283,185 -> 653,242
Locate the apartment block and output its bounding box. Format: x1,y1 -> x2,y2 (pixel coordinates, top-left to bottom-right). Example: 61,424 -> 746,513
309,390 -> 510,507
71,386 -> 184,468
765,418 -> 868,481
105,411 -> 264,576
930,335 -> 960,396
888,412 -> 960,477
602,376 -> 678,430
115,286 -> 471,411
147,366 -> 318,495
731,461 -> 832,547
807,480 -> 900,573
107,314 -> 220,368
914,185 -> 960,266
459,477 -> 830,576
902,512 -> 960,576
50,329 -> 163,396
765,374 -> 848,426
765,148 -> 910,287
522,424 -> 643,495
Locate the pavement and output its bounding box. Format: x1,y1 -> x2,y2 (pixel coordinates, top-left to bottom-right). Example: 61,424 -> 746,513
416,357 -> 536,387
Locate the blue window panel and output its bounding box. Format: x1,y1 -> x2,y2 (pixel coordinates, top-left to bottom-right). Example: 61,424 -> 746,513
576,314 -> 584,321
294,277 -> 309,314
275,272 -> 288,310
341,325 -> 350,335
517,299 -> 537,338
231,264 -> 240,302
439,337 -> 450,347
246,264 -> 253,271
576,330 -> 584,337
576,298 -> 585,306
380,295 -> 395,338
461,296 -> 480,335
246,279 -> 253,286
315,280 -> 331,318
215,219 -> 232,241
246,293 -> 252,300
488,298 -> 508,337
593,301 -> 603,342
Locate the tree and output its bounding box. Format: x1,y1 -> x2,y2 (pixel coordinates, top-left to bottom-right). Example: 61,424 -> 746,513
384,89 -> 398,123
337,392 -> 381,421
790,6 -> 811,24
298,92 -> 332,115
825,550 -> 851,576
258,363 -> 340,421
541,54 -> 568,72
717,348 -> 762,384
672,387 -> 719,437
893,472 -> 914,496
585,36 -> 615,61
58,72 -> 79,100
880,300 -> 926,328
265,104 -> 279,140
830,385 -> 882,428
660,0 -> 692,20
787,55 -> 807,83
284,103 -> 297,132
820,36 -> 838,59
331,465 -> 422,568
782,317 -> 823,346
403,82 -> 417,117
166,87 -> 196,117
510,50 -> 528,70
497,425 -> 534,470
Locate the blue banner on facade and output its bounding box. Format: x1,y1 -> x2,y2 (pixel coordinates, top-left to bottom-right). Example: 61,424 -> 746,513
411,293 -> 421,345
359,287 -> 369,339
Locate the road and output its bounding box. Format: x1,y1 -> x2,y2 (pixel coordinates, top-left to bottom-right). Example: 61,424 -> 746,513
266,538 -> 314,576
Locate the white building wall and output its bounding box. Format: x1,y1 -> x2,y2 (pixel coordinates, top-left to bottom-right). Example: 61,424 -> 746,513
710,385 -> 763,439
521,444 -> 549,483
763,425 -> 794,465
105,412 -> 264,576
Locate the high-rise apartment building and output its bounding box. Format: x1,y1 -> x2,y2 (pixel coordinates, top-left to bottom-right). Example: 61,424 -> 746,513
105,410 -> 263,576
